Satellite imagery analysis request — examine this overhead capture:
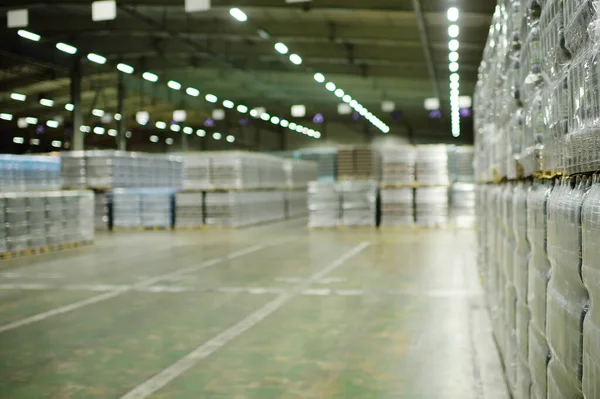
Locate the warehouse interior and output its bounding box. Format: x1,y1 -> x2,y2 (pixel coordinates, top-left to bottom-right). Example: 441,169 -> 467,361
4,0 -> 594,398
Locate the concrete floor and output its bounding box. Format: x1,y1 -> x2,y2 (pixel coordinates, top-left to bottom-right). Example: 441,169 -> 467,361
0,219 -> 509,399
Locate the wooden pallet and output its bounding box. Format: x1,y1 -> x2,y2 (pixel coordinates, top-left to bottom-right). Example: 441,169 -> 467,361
0,241 -> 92,260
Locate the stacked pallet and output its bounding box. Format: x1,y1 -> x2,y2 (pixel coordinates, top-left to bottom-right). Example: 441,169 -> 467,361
380,146 -> 416,227
1,191 -> 94,254
415,145 -> 449,227
0,154 -> 61,191
175,192 -> 204,228
285,190 -> 309,218
339,181 -> 378,227
111,189 -> 175,229
475,2 -> 600,398
296,148 -> 337,182
337,147 -> 380,181
204,191 -> 286,227
308,182 -> 340,228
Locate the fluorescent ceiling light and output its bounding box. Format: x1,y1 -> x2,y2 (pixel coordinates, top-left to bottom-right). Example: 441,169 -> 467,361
114,113 -> 122,121
142,72 -> 159,82
213,132 -> 222,140
92,108 -> 105,117
168,80 -> 181,90
170,124 -> 181,132
183,127 -> 193,134
325,82 -> 336,92
13,137 -> 25,144
80,125 -> 91,133
350,100 -> 358,108
447,7 -> 459,22
314,73 -> 325,83
0,113 -> 13,121
250,109 -> 259,117
449,62 -> 459,72
450,81 -> 460,90
166,137 -> 174,145
150,135 -> 159,143
271,116 -> 280,125
289,122 -> 297,130
51,140 -> 62,148
275,42 -> 289,54
450,73 -> 460,82
229,8 -> 247,22
186,87 -> 200,97
280,119 -> 289,128
448,24 -> 459,38
449,52 -> 459,62
260,113 -> 271,121
46,120 -> 59,128
108,129 -> 118,136
237,104 -> 248,113
196,129 -> 206,137
65,103 -> 74,111
314,132 -> 321,139
334,88 -> 345,98
226,135 -> 235,143
117,63 -> 134,74
448,39 -> 459,51
17,30 -> 40,41
87,53 -> 107,64
205,94 -> 218,103
94,126 -> 105,135
56,42 -> 77,54
223,100 -> 235,109
25,117 -> 38,124
30,138 -> 40,145
342,94 -> 352,103
11,93 -> 26,102
289,54 -> 302,65
156,121 -> 167,129
39,98 -> 54,107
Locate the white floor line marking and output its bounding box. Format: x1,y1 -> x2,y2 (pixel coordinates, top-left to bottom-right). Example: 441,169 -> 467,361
120,241 -> 371,399
0,273 -> 21,279
0,243 -> 272,335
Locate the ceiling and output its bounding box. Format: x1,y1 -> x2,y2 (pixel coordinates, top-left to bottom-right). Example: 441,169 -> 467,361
0,0 -> 496,150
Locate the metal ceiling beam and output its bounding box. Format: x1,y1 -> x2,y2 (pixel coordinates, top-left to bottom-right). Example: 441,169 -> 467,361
411,0 -> 440,100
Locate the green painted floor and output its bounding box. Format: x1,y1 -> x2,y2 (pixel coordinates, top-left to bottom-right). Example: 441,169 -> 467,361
0,219 -> 509,399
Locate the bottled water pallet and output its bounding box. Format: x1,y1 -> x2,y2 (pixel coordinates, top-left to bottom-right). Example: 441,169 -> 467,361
0,240 -> 93,260
111,226 -> 172,232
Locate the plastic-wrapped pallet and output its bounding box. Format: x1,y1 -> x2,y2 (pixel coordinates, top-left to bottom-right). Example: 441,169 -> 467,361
1,191 -> 93,252
546,177 -> 590,399
489,185 -> 505,361
448,146 -> 475,183
527,180 -> 554,399
415,145 -> 449,186
111,190 -> 142,228
339,181 -> 377,227
380,145 -> 416,186
582,175 -> 600,398
297,148 -> 337,182
308,181 -> 339,228
450,183 -> 476,228
415,186 -> 448,228
94,192 -> 111,230
380,188 -> 414,227
205,191 -> 285,227
182,154 -> 211,190
0,154 -> 61,191
141,189 -> 174,228
285,190 -> 309,218
501,184 -> 518,393
283,159 -> 318,188
513,182 -> 532,399
337,147 -> 380,181
175,192 -> 204,228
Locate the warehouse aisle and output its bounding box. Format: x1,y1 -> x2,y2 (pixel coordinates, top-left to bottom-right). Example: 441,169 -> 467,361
0,221 -> 508,399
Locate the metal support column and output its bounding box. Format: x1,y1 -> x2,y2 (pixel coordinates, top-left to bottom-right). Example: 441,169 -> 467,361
70,57 -> 83,151
181,130 -> 188,152
116,72 -> 127,151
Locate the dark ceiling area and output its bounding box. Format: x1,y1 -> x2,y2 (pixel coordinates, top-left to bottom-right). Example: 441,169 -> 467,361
0,0 -> 496,151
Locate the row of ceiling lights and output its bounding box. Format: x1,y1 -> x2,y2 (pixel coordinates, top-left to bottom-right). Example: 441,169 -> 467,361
11,29 -> 322,140
447,6 -> 461,138
227,8 -> 390,134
